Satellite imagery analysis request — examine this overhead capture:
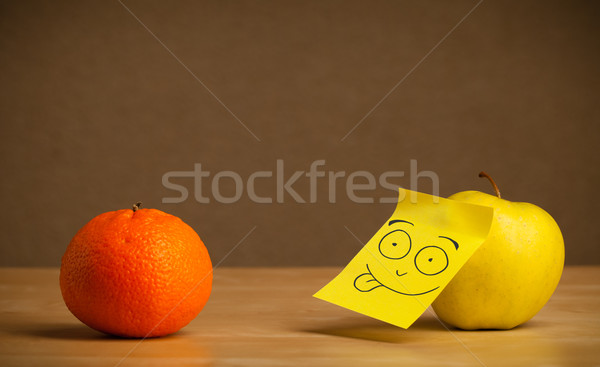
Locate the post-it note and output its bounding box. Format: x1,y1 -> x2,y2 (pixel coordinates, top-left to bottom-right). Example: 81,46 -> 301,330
313,188 -> 494,328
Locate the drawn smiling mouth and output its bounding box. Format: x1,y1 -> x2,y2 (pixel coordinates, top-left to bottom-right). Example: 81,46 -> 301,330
353,264 -> 439,296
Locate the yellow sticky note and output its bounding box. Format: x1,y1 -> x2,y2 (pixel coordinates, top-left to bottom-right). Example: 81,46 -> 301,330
314,188 -> 494,328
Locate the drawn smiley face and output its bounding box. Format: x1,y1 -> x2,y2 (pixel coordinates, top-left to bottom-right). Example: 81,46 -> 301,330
354,219 -> 460,296
313,188 -> 495,329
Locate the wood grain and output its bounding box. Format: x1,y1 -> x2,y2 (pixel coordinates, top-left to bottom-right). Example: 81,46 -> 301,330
0,267 -> 598,366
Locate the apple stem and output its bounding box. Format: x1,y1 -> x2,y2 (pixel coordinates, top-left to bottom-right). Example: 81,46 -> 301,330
132,202 -> 142,212
478,172 -> 501,198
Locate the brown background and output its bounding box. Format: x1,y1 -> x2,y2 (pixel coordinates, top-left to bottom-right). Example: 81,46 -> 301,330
1,0 -> 598,267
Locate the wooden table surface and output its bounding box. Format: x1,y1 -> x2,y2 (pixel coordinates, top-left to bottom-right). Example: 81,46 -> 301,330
0,266 -> 598,367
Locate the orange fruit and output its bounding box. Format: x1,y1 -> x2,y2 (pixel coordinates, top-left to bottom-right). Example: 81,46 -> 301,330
59,203 -> 212,338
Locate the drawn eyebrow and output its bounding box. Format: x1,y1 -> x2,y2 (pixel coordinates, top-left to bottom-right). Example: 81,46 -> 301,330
439,236 -> 459,250
388,219 -> 414,226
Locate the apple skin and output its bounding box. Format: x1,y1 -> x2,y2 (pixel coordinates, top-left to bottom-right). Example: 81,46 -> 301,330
432,190 -> 564,330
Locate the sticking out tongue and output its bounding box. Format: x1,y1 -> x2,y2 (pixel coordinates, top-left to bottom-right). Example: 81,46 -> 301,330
354,272 -> 382,292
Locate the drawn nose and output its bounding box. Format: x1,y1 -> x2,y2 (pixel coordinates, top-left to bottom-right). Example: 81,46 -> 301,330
395,270 -> 407,277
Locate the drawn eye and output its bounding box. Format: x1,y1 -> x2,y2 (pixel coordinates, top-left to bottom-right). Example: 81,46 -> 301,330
379,230 -> 411,259
414,246 -> 448,275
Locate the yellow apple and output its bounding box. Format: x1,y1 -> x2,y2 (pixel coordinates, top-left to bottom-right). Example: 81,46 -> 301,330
432,172 -> 564,330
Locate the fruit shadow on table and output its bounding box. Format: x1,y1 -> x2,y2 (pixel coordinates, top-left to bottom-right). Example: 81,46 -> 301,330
303,315 -> 547,344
